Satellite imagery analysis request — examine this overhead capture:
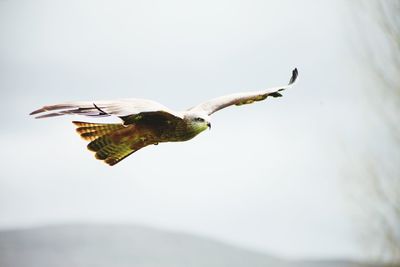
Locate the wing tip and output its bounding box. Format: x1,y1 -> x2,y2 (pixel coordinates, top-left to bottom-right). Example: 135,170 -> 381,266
33,113 -> 65,119
29,109 -> 42,116
30,107 -> 50,116
289,68 -> 298,85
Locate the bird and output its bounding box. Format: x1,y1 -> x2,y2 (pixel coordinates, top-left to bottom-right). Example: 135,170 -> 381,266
30,68 -> 298,166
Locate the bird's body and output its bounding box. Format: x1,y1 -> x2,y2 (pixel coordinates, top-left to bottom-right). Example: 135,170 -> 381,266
71,111 -> 210,165
30,69 -> 298,166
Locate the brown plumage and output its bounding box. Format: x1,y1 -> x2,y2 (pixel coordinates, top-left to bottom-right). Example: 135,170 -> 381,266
72,112 -> 200,166
72,121 -> 133,165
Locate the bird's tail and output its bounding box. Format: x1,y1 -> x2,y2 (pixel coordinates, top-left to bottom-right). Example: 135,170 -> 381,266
73,121 -> 135,166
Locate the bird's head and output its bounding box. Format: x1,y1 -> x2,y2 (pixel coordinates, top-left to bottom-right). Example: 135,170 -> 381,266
184,112 -> 211,134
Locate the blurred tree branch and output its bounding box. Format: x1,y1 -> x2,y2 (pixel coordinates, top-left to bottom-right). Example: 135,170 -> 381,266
353,0 -> 400,264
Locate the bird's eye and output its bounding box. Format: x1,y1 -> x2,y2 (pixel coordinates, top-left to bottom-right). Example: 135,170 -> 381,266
195,117 -> 205,122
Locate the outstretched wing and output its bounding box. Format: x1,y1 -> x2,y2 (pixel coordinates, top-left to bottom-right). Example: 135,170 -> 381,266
189,68 -> 298,115
30,98 -> 183,123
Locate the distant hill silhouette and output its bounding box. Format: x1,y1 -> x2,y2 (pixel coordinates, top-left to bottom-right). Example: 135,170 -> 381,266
0,224 -> 380,267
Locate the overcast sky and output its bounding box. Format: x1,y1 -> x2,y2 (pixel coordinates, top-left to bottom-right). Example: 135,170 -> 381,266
0,0 -> 378,261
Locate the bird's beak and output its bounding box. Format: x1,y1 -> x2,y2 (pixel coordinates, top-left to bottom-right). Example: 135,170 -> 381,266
207,122 -> 211,130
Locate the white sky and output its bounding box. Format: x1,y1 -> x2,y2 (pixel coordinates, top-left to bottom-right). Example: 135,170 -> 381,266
0,0 -> 378,261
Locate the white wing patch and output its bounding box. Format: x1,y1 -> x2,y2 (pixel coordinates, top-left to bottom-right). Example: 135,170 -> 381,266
30,98 -> 183,120
189,68 -> 298,115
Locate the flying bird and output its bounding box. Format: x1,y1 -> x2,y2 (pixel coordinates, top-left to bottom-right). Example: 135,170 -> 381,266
30,68 -> 298,166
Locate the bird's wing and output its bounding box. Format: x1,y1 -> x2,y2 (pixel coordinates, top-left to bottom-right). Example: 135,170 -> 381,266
30,98 -> 183,123
189,68 -> 298,115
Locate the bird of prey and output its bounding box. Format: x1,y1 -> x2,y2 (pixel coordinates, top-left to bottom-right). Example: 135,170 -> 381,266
30,68 -> 298,166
